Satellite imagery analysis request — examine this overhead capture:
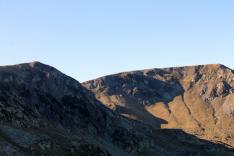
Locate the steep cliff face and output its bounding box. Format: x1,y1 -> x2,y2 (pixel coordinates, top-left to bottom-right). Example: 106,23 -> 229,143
83,64 -> 234,148
0,62 -> 233,156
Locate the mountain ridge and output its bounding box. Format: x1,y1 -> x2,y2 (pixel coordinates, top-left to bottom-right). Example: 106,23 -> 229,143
83,63 -> 234,148
0,61 -> 233,155
83,63 -> 232,82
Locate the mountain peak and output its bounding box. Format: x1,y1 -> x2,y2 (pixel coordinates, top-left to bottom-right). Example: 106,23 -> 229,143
155,63 -> 230,72
28,61 -> 44,67
0,61 -> 62,76
198,63 -> 230,70
17,61 -> 55,70
0,61 -> 54,71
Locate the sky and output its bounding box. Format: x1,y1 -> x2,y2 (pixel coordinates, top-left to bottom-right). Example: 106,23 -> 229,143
0,0 -> 233,82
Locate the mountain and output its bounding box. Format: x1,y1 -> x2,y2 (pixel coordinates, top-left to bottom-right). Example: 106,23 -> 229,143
83,64 -> 234,149
0,62 -> 232,156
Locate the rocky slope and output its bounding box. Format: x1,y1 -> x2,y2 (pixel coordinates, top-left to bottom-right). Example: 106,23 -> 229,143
83,64 -> 234,149
0,62 -> 233,156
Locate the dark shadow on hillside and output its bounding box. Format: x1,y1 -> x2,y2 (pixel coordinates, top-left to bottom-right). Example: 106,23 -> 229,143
114,104 -> 167,129
82,83 -> 168,129
152,128 -> 234,156
83,74 -> 186,128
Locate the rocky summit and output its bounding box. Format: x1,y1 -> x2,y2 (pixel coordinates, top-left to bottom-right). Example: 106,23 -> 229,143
0,62 -> 233,156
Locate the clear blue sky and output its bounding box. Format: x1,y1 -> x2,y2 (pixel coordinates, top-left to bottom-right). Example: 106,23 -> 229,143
0,0 -> 233,82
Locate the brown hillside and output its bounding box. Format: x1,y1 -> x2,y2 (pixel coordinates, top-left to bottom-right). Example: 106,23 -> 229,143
83,64 -> 234,147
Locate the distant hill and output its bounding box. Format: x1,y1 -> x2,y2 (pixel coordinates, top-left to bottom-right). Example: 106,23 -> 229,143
83,64 -> 234,149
